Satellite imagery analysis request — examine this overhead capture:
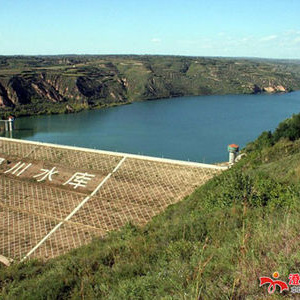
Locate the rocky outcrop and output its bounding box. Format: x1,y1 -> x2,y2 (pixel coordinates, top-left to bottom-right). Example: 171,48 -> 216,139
1,74 -> 66,106
7,76 -> 35,105
0,82 -> 14,107
263,85 -> 287,93
276,85 -> 286,92
263,86 -> 276,93
76,76 -> 126,103
0,72 -> 128,112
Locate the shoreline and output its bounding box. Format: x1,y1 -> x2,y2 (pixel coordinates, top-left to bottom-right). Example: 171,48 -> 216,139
1,89 -> 295,119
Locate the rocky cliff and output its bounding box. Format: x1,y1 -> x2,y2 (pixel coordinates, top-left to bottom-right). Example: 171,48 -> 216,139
1,55 -> 300,116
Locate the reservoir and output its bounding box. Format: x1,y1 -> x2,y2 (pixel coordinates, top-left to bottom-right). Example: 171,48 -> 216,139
2,91 -> 300,163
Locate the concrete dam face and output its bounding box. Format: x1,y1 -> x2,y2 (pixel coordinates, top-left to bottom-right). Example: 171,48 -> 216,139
0,138 -> 225,262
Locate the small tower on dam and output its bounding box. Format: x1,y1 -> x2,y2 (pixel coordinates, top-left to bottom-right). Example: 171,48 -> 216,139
0,116 -> 15,132
228,144 -> 239,165
7,116 -> 14,131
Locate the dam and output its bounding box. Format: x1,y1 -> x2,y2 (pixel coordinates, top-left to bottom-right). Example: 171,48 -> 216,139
0,137 -> 226,262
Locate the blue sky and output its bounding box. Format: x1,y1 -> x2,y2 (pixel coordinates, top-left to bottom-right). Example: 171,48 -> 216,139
1,0 -> 300,58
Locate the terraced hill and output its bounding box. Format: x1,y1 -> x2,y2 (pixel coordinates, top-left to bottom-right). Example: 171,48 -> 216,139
1,55 -> 300,117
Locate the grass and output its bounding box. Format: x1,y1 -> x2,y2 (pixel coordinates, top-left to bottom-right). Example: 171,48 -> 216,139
1,169 -> 298,299
2,113 -> 300,298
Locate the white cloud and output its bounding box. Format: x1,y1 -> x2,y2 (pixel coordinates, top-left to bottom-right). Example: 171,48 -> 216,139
151,38 -> 161,43
241,37 -> 250,42
284,29 -> 300,36
199,44 -> 213,49
293,37 -> 300,44
260,35 -> 278,42
172,30 -> 300,58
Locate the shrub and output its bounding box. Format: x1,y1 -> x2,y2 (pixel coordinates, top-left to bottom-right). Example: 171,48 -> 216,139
273,114 -> 300,142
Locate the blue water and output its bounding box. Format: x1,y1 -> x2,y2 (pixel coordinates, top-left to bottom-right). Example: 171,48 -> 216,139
2,91 -> 300,163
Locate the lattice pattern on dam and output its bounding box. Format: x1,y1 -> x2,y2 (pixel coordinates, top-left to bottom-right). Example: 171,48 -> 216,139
0,137 -> 226,261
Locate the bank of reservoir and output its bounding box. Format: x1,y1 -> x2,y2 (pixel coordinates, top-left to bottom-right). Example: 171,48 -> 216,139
2,91 -> 300,163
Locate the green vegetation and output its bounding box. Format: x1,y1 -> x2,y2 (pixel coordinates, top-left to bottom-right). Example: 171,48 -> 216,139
1,55 -> 300,117
1,113 -> 300,298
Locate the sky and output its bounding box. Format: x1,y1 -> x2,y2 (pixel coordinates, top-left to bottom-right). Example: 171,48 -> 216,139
1,0 -> 300,59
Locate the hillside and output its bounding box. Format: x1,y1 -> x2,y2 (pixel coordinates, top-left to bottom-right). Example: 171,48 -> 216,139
1,55 -> 300,117
1,114 -> 300,298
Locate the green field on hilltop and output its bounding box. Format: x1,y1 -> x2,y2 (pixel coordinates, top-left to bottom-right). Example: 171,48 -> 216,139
1,113 -> 300,299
